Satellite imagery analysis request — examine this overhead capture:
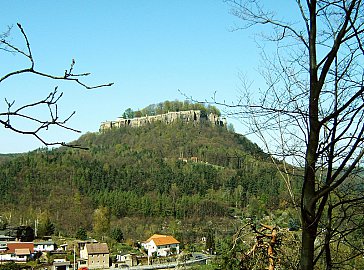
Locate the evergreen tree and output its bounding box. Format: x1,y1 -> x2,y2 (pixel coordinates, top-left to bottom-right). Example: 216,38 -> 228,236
110,227 -> 124,243
76,227 -> 88,240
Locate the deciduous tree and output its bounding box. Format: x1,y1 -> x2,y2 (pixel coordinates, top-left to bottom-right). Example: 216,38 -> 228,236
93,206 -> 110,239
221,1 -> 364,269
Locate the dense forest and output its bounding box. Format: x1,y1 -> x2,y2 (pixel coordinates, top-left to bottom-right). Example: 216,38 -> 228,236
0,103 -> 302,244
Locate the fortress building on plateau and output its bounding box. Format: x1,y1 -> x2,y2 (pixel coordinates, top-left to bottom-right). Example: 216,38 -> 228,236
100,110 -> 226,131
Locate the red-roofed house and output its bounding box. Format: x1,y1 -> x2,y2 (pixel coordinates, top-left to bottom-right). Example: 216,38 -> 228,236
142,234 -> 180,257
6,242 -> 34,253
0,242 -> 34,262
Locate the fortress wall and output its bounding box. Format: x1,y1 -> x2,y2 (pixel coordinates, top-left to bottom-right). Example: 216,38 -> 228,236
100,110 -> 225,131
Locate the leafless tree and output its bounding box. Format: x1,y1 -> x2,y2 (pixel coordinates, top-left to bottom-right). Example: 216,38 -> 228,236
218,1 -> 364,269
230,222 -> 300,270
0,23 -> 113,148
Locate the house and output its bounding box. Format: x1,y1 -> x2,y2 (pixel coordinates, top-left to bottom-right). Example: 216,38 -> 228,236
0,242 -> 34,262
79,243 -> 109,269
78,239 -> 98,252
52,259 -> 71,270
0,235 -> 16,242
59,243 -> 68,252
0,241 -> 7,252
142,234 -> 180,257
7,242 -> 34,254
13,249 -> 31,262
34,241 -> 56,252
115,253 -> 137,267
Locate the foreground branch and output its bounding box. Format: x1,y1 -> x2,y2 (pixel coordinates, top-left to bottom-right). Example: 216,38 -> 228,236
0,23 -> 114,148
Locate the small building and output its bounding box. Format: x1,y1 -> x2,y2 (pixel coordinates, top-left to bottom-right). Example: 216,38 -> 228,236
52,259 -> 71,270
14,248 -> 31,262
0,241 -> 7,252
115,253 -> 137,267
34,241 -> 56,252
142,234 -> 180,257
59,244 -> 68,252
0,235 -> 16,242
78,239 -> 98,253
79,243 -> 109,269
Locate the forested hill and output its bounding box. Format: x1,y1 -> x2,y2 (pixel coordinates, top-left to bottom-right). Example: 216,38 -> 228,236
79,119 -> 268,163
0,153 -> 20,164
0,120 -> 297,236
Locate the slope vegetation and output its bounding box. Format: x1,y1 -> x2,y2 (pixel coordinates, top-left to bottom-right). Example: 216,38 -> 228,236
0,119 -> 295,235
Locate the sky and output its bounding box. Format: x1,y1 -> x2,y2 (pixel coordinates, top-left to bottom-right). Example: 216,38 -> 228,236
0,1 -> 289,153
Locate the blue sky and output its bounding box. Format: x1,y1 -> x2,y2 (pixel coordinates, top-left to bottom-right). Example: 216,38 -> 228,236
0,1 -> 279,153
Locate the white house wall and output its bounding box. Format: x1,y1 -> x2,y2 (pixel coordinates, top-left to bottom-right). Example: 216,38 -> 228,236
0,253 -> 27,262
143,240 -> 179,257
34,244 -> 55,252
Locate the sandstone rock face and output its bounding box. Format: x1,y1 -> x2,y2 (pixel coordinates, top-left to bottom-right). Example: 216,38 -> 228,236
100,110 -> 226,131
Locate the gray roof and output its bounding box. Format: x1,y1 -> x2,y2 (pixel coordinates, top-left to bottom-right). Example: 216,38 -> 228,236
0,235 -> 15,240
53,261 -> 71,266
86,243 -> 109,254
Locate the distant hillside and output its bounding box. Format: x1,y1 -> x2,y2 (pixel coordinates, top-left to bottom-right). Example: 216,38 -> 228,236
0,153 -> 19,164
0,111 -> 301,237
87,119 -> 268,164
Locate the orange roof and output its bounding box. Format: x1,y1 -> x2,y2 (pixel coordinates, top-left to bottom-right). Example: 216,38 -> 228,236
146,234 -> 166,242
7,242 -> 34,254
146,234 -> 180,246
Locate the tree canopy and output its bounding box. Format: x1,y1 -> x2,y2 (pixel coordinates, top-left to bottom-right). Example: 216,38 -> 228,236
122,100 -> 221,119
0,120 -> 293,238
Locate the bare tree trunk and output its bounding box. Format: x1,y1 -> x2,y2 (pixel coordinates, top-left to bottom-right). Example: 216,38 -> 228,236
324,205 -> 333,270
300,102 -> 320,269
301,219 -> 318,270
300,2 -> 320,268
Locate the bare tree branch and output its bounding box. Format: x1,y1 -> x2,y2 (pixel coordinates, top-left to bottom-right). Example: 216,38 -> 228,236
209,1 -> 364,269
0,23 -> 114,149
